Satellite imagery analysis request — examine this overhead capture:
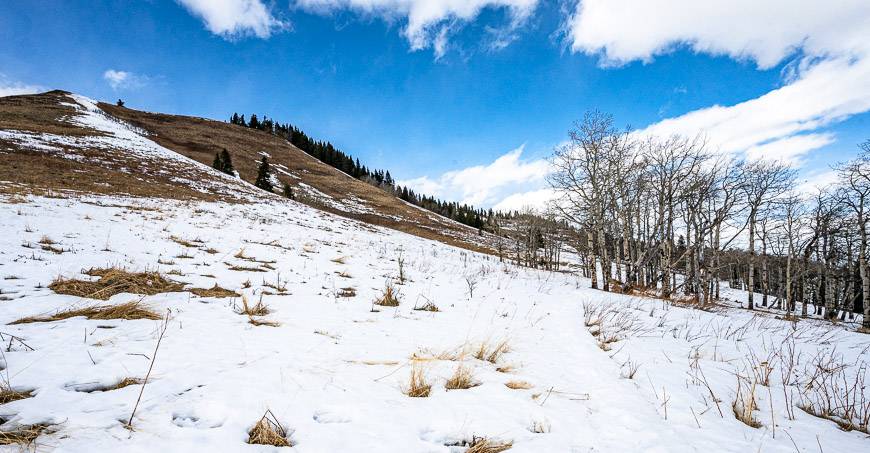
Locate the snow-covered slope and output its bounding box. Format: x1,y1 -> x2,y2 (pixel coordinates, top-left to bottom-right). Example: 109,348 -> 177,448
0,193 -> 867,452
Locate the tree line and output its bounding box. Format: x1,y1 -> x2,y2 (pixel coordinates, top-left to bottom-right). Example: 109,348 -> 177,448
549,110 -> 870,329
229,112 -> 490,230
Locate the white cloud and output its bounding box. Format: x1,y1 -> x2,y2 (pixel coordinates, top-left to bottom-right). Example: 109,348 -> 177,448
103,70 -> 149,90
744,133 -> 835,166
565,1 -> 870,167
178,0 -> 285,39
296,0 -> 538,56
567,0 -> 869,68
636,55 -> 870,163
492,188 -> 555,212
398,145 -> 549,207
796,169 -> 839,195
0,76 -> 43,97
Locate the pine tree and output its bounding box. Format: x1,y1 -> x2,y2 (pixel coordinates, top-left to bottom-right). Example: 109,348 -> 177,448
212,152 -> 223,171
254,156 -> 273,192
282,182 -> 294,199
219,149 -> 235,175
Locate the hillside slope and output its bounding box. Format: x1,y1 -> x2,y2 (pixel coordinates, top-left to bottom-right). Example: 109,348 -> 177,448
0,193 -> 867,451
0,91 -> 492,254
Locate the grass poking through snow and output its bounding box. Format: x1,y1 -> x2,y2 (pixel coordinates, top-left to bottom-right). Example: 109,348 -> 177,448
404,364 -> 432,397
49,267 -> 183,300
10,300 -> 161,324
247,410 -> 292,447
445,364 -> 479,390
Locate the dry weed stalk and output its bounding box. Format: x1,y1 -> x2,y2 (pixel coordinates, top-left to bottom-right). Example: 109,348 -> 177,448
732,375 -> 761,428
126,311 -> 169,430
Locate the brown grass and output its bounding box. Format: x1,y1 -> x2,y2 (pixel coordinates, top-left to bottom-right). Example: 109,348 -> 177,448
227,264 -> 268,272
190,284 -> 240,298
49,267 -> 183,300
445,364 -> 479,390
451,436 -> 513,453
0,424 -> 47,446
413,301 -> 440,312
404,364 -> 432,397
248,317 -> 281,327
247,410 -> 292,447
374,283 -> 400,307
505,380 -> 533,390
112,377 -> 143,390
0,387 -> 33,404
238,295 -> 270,316
10,300 -> 161,324
474,340 -> 510,364
338,287 -> 357,298
732,377 -> 761,428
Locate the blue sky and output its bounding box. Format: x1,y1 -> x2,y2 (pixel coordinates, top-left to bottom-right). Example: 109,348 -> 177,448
2,1 -> 868,209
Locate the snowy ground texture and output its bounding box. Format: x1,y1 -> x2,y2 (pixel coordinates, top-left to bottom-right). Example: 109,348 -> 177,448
0,194 -> 868,452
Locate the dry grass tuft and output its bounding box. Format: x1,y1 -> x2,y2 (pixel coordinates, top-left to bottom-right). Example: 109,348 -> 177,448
190,284 -> 240,298
49,267 -> 183,300
445,364 -> 479,390
227,264 -> 268,272
374,283 -> 400,307
331,256 -> 347,264
112,377 -> 143,390
248,317 -> 281,327
10,300 -> 161,324
0,424 -> 47,446
0,387 -> 33,404
413,301 -> 440,312
238,295 -> 270,316
474,340 -> 510,364
247,410 -> 292,447
505,380 -> 533,390
338,287 -> 357,298
451,436 -> 513,453
732,377 -> 761,428
403,364 -> 432,397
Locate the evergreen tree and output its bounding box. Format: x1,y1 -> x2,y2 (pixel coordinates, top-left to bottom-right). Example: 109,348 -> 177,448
219,149 -> 235,175
282,182 -> 294,199
212,152 -> 223,171
254,156 -> 273,192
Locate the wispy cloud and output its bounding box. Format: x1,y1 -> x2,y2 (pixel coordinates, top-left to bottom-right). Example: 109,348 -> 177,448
0,76 -> 43,97
177,0 -> 287,39
567,0 -> 870,165
296,0 -> 539,57
398,145 -> 549,207
103,69 -> 149,90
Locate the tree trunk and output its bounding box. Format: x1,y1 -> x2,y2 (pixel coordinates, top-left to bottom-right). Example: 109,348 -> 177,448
748,213 -> 756,310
